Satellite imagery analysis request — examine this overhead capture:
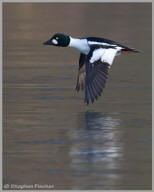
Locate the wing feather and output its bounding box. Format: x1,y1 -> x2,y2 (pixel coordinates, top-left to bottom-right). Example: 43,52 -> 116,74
84,46 -> 119,104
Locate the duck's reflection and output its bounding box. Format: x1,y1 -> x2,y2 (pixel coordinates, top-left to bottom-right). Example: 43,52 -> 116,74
70,111 -> 123,189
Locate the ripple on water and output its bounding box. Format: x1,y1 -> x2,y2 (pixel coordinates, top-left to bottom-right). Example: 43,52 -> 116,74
41,87 -> 73,91
35,97 -> 64,101
20,139 -> 67,145
138,138 -> 152,143
48,169 -> 89,176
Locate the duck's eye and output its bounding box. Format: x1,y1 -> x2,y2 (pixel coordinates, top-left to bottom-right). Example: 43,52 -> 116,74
56,37 -> 59,40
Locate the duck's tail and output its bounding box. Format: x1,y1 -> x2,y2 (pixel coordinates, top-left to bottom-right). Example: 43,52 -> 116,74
122,46 -> 142,53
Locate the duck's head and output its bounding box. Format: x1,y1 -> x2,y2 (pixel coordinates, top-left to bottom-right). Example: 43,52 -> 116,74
43,33 -> 70,47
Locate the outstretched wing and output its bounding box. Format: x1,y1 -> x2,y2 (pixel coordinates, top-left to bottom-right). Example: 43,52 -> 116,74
85,45 -> 120,104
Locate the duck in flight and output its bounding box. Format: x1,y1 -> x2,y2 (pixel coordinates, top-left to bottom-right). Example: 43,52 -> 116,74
43,33 -> 140,105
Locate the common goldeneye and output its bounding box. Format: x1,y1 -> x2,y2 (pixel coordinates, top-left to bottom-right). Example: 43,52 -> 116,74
43,33 -> 140,104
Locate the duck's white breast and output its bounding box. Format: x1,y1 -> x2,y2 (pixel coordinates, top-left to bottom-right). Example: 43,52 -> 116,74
69,37 -> 90,55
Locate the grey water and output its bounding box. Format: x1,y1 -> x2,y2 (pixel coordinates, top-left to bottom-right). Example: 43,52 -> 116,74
3,3 -> 151,190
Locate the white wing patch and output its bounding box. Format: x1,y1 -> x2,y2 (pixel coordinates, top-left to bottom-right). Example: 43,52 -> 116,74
90,48 -> 105,63
101,48 -> 117,65
90,47 -> 122,66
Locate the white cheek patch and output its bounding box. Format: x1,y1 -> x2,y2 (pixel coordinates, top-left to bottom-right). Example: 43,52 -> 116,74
52,39 -> 58,45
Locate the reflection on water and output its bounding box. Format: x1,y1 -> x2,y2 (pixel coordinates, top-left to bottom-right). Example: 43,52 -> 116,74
70,111 -> 123,189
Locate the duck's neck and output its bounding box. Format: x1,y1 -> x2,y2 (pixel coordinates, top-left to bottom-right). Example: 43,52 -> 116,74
68,37 -> 90,55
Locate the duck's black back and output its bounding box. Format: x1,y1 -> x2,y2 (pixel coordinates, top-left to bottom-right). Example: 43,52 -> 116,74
86,37 -> 137,52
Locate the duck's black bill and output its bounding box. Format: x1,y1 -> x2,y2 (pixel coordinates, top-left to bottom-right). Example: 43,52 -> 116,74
43,40 -> 52,45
